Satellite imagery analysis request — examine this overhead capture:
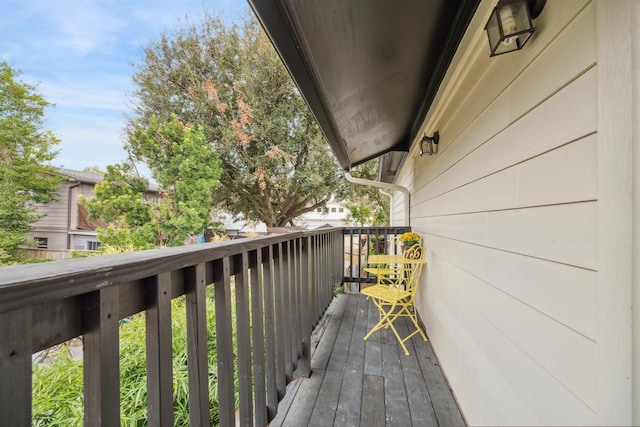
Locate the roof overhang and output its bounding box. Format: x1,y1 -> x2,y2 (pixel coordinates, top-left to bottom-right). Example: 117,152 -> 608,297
248,0 -> 481,176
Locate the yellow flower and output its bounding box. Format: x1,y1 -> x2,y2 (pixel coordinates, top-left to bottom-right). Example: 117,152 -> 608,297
399,231 -> 420,246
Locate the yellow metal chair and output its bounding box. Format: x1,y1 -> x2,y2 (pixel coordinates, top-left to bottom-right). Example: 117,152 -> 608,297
361,244 -> 428,355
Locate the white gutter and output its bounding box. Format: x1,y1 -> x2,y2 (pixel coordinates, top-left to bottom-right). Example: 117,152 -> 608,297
344,172 -> 411,225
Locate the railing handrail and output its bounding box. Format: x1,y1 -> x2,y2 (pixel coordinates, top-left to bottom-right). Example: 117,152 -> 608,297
0,227 -> 344,426
0,228 -> 342,315
342,226 -> 412,289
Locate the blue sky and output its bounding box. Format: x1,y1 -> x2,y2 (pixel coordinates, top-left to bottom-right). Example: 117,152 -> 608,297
0,0 -> 249,176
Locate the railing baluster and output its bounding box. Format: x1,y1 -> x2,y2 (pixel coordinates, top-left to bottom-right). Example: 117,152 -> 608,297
298,236 -> 312,377
336,231 -> 343,295
146,272 -> 174,427
262,246 -> 278,420
319,234 -> 324,322
185,263 -> 210,427
291,238 -> 300,365
251,249 -> 267,426
236,252 -> 253,426
274,243 -> 286,398
282,242 -> 293,381
83,286 -> 120,427
215,257 -> 235,427
0,306 -> 32,426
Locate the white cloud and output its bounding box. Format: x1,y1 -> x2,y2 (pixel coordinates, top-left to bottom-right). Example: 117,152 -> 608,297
1,0 -> 248,177
39,79 -> 130,112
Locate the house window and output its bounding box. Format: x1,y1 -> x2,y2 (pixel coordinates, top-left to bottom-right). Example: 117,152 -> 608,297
331,207 -> 336,213
34,237 -> 48,249
339,208 -> 344,213
87,241 -> 102,251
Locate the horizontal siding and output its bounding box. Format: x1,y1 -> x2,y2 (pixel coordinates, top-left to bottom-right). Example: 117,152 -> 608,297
401,1 -> 604,425
415,134 -> 598,217
633,2 -> 640,424
415,66 -> 597,204
421,234 -> 597,339
420,275 -> 596,425
32,183 -> 71,229
27,231 -> 67,251
417,202 -> 597,269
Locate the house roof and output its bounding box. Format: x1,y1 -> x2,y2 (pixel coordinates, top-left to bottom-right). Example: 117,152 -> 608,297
57,167 -> 105,184
248,0 -> 481,176
57,167 -> 160,193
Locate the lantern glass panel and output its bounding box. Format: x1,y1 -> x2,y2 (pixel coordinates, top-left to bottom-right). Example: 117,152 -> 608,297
512,0 -> 533,33
485,11 -> 501,53
485,0 -> 536,56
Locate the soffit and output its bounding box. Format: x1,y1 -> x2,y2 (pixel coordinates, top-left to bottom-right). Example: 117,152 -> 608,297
248,0 -> 480,173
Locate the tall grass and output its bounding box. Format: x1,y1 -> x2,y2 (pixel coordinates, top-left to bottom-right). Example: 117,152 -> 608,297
32,295 -> 226,426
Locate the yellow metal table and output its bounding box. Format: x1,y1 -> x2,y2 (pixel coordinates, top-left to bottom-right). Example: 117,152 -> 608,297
362,254 -> 405,286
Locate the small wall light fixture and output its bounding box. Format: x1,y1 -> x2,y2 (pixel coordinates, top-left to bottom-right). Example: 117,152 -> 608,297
419,131 -> 439,157
485,0 -> 546,57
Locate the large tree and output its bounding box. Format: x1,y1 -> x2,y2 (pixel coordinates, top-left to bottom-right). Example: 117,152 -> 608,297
128,14 -> 341,227
82,117 -> 222,249
0,61 -> 61,262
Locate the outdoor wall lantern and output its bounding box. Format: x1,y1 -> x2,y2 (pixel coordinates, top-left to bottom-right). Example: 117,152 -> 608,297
419,131 -> 439,157
485,0 -> 546,57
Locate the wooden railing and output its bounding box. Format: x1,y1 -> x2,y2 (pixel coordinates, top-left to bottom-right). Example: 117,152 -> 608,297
342,226 -> 411,290
0,228 -> 343,426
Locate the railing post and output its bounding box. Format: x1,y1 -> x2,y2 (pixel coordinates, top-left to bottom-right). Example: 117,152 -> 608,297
298,236 -> 313,377
83,285 -> 120,427
185,263 -> 210,427
146,272 -> 174,427
0,306 -> 32,426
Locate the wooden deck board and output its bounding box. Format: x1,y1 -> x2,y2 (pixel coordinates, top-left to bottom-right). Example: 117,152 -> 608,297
397,316 -> 439,426
312,293 -> 348,371
364,297 -> 383,377
271,293 -> 465,427
360,374 -> 385,427
334,295 -> 368,427
381,324 -> 412,427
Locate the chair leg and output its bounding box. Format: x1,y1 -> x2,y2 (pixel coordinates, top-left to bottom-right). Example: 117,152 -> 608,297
363,299 -> 411,356
364,299 -> 393,339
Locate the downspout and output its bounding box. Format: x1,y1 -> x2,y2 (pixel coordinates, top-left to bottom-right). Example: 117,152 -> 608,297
344,172 -> 411,226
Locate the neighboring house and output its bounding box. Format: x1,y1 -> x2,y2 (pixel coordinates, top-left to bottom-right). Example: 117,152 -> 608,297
29,168 -> 160,252
212,211 -> 268,239
297,199 -> 349,228
251,1 -> 639,425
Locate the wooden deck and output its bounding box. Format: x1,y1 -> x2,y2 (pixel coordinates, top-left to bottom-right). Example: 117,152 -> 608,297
270,293 -> 465,426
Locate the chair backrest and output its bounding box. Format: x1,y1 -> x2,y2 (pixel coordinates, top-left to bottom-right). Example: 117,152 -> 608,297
401,244 -> 426,295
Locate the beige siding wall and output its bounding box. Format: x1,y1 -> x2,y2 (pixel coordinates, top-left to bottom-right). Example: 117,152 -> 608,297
393,1 -> 636,424
31,181 -> 100,250
632,1 -> 640,424
30,181 -> 72,250
31,181 -> 71,231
